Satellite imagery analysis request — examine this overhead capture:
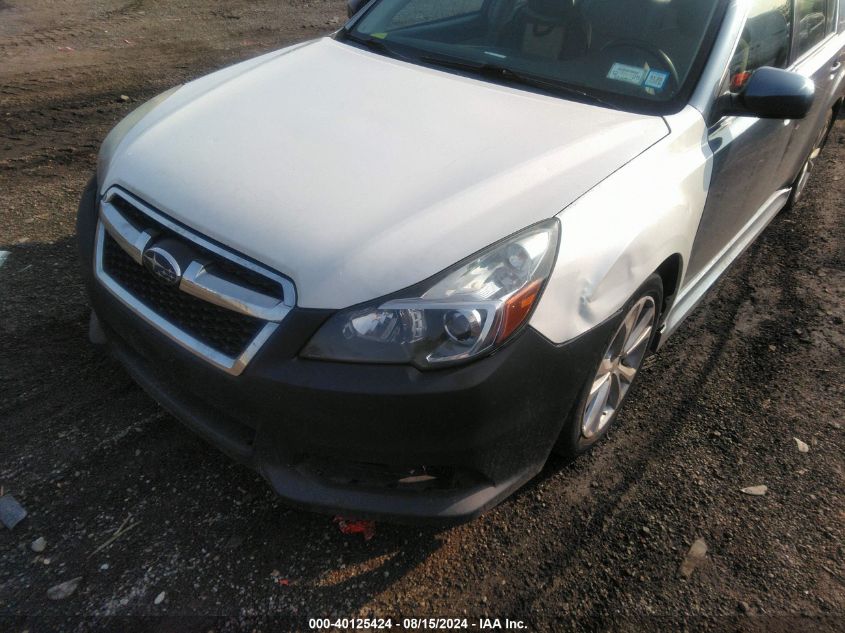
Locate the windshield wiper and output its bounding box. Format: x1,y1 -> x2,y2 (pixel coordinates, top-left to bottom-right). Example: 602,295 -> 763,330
419,54 -> 619,111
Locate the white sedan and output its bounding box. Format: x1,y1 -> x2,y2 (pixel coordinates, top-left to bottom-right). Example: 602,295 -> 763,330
78,0 -> 845,521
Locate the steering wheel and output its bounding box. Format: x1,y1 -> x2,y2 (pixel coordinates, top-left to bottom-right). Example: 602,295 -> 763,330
600,38 -> 680,91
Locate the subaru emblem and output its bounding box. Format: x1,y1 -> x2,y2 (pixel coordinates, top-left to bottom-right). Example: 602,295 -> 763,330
142,246 -> 182,287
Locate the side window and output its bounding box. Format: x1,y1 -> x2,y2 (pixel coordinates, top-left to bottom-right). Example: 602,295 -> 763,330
840,0 -> 845,31
386,0 -> 486,29
728,0 -> 792,91
795,0 -> 836,56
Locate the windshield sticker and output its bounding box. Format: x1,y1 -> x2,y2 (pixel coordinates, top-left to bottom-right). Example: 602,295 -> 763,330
644,70 -> 670,91
371,32 -> 388,39
607,63 -> 647,86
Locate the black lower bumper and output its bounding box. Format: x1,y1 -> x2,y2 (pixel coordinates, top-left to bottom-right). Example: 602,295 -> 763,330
78,179 -> 614,523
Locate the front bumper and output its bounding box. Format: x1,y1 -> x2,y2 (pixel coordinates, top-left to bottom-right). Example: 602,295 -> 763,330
78,179 -> 613,523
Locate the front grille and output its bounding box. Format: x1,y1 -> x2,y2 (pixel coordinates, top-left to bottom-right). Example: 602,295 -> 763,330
210,257 -> 284,297
110,194 -> 151,230
94,188 -> 295,374
109,194 -> 285,299
102,233 -> 265,358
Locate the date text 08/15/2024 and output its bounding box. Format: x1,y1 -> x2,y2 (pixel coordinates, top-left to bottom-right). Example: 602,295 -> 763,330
307,618 -> 528,630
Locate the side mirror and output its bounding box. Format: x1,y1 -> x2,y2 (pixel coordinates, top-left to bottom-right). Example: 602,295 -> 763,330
722,67 -> 815,119
347,0 -> 368,18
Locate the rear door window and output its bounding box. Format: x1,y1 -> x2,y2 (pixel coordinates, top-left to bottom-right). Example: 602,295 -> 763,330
795,0 -> 836,56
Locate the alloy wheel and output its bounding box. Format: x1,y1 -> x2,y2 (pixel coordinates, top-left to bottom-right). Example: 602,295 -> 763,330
581,296 -> 657,439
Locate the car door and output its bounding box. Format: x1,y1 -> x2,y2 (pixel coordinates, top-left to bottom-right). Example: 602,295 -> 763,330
686,0 -> 798,281
778,0 -> 844,182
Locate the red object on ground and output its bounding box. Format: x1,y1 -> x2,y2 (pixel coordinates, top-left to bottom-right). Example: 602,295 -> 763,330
333,516 -> 376,540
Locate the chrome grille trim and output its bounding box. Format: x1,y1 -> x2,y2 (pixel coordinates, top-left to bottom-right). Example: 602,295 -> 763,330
179,261 -> 289,321
100,200 -> 154,265
94,187 -> 297,376
100,188 -> 296,319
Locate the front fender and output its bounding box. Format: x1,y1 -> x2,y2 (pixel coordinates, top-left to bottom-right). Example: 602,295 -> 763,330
530,106 -> 711,344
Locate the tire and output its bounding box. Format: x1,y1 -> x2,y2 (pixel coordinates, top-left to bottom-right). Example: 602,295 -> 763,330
786,108 -> 835,209
553,274 -> 663,458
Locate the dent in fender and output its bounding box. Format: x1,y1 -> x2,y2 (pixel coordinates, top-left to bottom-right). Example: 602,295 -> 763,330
529,106 -> 714,345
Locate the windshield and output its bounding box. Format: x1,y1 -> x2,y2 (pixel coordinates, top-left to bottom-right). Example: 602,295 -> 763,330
344,0 -> 725,109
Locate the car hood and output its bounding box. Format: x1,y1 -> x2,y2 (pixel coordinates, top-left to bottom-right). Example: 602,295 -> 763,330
103,38 -> 668,309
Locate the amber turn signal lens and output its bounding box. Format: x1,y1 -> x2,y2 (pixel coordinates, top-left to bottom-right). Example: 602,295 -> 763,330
498,280 -> 543,342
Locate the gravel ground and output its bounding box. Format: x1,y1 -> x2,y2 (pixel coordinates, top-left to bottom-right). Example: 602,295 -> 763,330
1,1 -> 843,632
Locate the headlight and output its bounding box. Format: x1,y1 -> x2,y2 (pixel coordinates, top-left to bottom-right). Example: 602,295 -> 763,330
97,85 -> 183,185
301,219 -> 560,368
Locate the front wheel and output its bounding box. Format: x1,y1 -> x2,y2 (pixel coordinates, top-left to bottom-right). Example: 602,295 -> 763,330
554,274 -> 663,457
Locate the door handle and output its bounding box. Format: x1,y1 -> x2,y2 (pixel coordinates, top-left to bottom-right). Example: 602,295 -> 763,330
832,62 -> 842,72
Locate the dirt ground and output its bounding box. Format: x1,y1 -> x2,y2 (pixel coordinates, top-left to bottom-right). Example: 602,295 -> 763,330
1,1 -> 843,632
